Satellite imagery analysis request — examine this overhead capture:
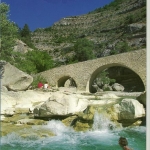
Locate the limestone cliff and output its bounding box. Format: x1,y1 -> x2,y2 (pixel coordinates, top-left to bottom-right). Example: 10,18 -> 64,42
31,0 -> 146,62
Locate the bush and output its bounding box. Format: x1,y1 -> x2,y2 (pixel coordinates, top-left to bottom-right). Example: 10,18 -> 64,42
72,38 -> 95,62
15,50 -> 54,74
31,75 -> 47,89
96,70 -> 116,87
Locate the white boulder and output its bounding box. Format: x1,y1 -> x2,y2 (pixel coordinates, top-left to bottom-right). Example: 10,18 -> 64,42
113,98 -> 145,120
1,90 -> 51,115
112,83 -> 124,91
2,62 -> 33,91
34,91 -> 89,117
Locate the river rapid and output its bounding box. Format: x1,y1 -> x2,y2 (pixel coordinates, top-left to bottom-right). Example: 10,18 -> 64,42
1,112 -> 146,150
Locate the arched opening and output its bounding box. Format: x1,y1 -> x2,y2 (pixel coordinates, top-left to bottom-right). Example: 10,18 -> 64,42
89,65 -> 145,93
57,76 -> 77,88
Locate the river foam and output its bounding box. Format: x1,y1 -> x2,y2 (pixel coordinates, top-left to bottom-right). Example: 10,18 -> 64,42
1,113 -> 146,150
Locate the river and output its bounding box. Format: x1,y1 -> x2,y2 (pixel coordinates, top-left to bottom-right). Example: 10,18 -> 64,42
1,113 -> 146,150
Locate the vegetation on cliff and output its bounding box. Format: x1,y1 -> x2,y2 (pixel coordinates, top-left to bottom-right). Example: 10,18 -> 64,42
32,0 -> 146,65
0,0 -> 146,74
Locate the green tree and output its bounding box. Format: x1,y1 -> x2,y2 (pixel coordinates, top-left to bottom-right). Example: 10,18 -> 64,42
20,24 -> 34,48
0,3 -> 18,62
73,38 -> 95,62
16,50 -> 54,74
20,24 -> 31,38
96,70 -> 116,87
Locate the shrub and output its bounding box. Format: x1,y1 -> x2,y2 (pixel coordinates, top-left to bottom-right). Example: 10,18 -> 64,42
96,70 -> 116,87
72,38 -> 95,62
15,50 -> 54,74
31,75 -> 47,89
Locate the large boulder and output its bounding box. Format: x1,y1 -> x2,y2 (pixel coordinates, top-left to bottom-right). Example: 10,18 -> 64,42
110,98 -> 145,126
33,91 -> 89,117
116,99 -> 145,119
1,90 -> 51,116
1,62 -> 33,91
33,92 -> 120,118
112,83 -> 124,91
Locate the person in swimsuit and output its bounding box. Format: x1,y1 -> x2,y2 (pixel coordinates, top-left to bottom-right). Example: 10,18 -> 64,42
119,137 -> 132,150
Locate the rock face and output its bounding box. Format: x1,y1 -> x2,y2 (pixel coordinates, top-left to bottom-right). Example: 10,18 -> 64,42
13,39 -> 33,54
31,0 -> 146,62
1,62 -> 33,91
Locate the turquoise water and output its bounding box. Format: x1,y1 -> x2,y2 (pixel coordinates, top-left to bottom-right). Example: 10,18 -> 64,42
1,114 -> 146,150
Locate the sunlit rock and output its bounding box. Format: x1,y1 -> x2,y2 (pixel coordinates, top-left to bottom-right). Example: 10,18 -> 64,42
112,83 -> 124,91
117,99 -> 145,119
109,98 -> 146,127
34,91 -> 89,117
1,90 -> 51,115
2,62 -> 33,91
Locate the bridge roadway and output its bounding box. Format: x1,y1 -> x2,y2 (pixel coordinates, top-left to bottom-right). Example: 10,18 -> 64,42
38,49 -> 146,92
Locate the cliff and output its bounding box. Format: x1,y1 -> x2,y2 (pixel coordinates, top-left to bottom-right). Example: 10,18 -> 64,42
31,0 -> 146,62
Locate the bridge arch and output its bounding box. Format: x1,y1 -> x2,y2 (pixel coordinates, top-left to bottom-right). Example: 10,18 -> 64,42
87,63 -> 145,93
57,76 -> 77,88
38,49 -> 146,93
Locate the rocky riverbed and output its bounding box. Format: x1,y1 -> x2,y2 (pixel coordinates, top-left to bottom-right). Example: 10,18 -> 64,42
1,87 -> 146,137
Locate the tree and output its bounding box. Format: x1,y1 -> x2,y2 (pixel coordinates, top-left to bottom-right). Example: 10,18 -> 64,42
73,38 -> 95,62
16,50 -> 54,74
20,24 -> 34,48
95,70 -> 116,88
20,24 -> 31,38
0,3 -> 18,62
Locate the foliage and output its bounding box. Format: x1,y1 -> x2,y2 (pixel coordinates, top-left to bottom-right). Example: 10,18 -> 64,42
115,41 -> 131,53
72,38 -> 95,62
31,75 -> 47,89
125,15 -> 135,24
20,24 -> 35,48
96,70 -> 116,86
89,0 -> 124,13
0,3 -> 18,62
20,24 -> 31,37
110,41 -> 131,55
44,27 -> 52,32
103,87 -> 111,91
16,50 -> 54,74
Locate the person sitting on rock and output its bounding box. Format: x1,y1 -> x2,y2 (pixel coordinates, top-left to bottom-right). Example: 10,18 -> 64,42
38,82 -> 43,89
119,137 -> 132,150
43,82 -> 49,90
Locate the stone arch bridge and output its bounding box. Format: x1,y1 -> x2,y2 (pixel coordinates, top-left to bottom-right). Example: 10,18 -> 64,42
38,49 -> 146,92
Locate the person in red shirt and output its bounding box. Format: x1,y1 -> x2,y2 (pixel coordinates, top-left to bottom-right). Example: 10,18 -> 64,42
38,82 -> 43,88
